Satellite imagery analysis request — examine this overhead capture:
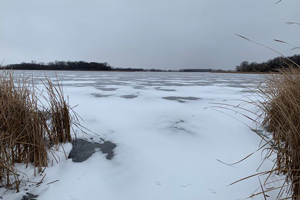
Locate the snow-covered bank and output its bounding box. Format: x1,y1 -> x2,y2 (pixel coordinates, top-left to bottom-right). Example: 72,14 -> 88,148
1,72 -> 281,200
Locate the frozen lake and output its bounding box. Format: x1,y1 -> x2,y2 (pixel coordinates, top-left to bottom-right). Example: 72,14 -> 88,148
15,70 -> 264,88
4,71 -> 280,200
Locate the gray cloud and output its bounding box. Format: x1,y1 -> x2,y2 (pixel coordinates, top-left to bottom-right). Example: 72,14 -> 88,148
1,0 -> 299,70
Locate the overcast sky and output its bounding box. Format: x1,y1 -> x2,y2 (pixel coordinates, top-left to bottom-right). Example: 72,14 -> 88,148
1,0 -> 299,70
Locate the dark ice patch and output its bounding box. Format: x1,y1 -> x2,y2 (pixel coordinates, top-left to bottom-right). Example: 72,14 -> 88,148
68,139 -> 117,162
226,84 -> 247,88
162,96 -> 201,103
133,86 -> 146,90
163,83 -> 187,87
154,87 -> 176,92
120,95 -> 138,99
22,193 -> 38,200
91,93 -> 113,98
98,88 -> 118,91
241,89 -> 256,93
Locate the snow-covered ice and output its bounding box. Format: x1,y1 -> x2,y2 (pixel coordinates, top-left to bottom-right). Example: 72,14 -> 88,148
2,71 -> 282,200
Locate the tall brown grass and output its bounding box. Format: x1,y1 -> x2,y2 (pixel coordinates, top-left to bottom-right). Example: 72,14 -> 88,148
233,27 -> 300,199
218,65 -> 300,199
0,71 -> 76,192
255,66 -> 300,199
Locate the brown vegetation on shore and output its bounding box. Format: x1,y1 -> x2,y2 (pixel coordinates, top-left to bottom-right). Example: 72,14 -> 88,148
257,67 -> 300,199
0,71 -> 77,191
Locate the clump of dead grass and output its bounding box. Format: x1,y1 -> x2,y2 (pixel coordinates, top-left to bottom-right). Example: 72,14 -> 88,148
214,65 -> 300,199
231,30 -> 300,199
0,71 -> 77,192
255,66 -> 300,199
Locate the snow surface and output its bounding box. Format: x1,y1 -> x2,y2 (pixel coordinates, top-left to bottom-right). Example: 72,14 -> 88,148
2,71 -> 282,200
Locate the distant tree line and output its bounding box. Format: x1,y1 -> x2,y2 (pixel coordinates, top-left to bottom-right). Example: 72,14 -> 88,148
236,54 -> 300,72
179,69 -> 213,72
113,67 -> 169,72
4,61 -> 113,71
2,61 -> 219,72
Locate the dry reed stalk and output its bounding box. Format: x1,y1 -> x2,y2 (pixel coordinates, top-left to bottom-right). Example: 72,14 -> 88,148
42,76 -> 72,144
0,71 -> 77,191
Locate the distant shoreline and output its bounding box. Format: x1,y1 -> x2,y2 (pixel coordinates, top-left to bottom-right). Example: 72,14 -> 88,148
1,61 -> 213,73
211,71 -> 277,74
0,69 -> 276,74
0,68 -> 214,73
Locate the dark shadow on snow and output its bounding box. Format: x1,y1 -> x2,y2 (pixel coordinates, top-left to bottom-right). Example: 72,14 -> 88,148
68,139 -> 117,162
